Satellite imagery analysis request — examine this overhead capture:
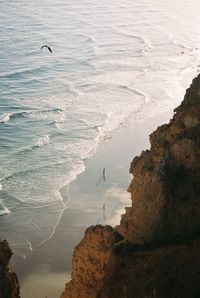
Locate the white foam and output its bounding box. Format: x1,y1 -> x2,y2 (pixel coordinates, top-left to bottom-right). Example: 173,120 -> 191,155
0,204 -> 10,216
54,110 -> 66,129
0,113 -> 11,124
36,135 -> 50,147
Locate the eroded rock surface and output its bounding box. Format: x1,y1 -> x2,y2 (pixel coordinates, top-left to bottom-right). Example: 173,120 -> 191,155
118,74 -> 200,245
61,225 -> 122,298
0,240 -> 20,298
62,75 -> 200,298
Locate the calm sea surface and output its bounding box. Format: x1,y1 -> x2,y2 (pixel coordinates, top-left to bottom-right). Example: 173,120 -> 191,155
0,0 -> 200,261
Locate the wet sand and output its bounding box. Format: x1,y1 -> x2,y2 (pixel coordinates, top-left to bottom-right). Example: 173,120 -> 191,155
13,110 -> 173,298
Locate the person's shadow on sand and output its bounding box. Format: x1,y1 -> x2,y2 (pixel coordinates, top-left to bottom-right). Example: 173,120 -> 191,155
96,167 -> 106,186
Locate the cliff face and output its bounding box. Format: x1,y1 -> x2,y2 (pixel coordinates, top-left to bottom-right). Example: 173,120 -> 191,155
0,240 -> 20,298
62,75 -> 200,298
61,226 -> 123,298
118,75 -> 200,246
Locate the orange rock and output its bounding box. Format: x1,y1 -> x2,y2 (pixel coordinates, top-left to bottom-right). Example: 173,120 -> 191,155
118,74 -> 200,245
61,225 -> 122,298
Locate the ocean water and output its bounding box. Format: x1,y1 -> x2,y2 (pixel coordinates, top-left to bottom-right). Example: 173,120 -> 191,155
1,0 -> 200,262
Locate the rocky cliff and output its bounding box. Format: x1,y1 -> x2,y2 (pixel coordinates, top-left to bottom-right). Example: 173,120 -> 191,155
0,240 -> 20,298
61,74 -> 200,298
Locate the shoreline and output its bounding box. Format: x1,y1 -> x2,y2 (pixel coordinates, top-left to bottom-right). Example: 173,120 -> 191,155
13,109 -> 174,298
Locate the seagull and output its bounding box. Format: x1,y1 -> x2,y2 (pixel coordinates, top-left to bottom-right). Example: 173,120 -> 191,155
41,45 -> 52,53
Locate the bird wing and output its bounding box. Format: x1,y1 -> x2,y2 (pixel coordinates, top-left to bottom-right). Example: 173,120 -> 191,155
47,46 -> 52,53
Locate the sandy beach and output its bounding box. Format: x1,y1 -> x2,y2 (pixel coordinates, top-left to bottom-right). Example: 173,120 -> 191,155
13,109 -> 173,298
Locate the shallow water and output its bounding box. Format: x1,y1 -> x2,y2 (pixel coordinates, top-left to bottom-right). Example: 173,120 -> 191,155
0,0 -> 200,262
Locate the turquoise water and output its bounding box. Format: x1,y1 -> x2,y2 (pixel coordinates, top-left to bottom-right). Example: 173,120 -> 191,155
1,0 -> 200,262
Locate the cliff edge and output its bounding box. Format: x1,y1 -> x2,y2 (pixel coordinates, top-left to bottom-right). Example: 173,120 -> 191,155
0,240 -> 20,298
61,74 -> 200,298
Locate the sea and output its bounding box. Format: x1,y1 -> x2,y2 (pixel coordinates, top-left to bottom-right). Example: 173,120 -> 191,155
0,0 -> 200,263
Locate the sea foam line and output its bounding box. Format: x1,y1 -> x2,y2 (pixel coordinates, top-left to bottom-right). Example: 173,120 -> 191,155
129,87 -> 149,104
11,203 -> 67,265
115,30 -> 153,50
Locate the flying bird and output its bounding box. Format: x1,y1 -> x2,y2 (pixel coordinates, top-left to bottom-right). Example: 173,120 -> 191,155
41,45 -> 52,53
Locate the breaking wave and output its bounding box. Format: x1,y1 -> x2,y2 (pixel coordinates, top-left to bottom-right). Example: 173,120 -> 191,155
0,113 -> 11,124
0,203 -> 10,216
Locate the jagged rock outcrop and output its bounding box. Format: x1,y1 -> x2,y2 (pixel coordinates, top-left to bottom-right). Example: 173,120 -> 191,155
0,240 -> 20,298
62,75 -> 200,298
61,225 -> 123,298
118,74 -> 200,245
